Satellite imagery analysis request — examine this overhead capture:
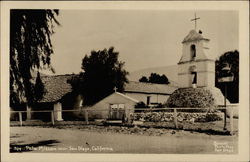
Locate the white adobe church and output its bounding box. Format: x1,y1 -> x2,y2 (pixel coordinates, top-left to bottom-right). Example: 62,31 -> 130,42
84,18 -> 231,120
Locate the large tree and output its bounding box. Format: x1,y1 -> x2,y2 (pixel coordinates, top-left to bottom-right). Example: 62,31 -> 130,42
215,50 -> 239,103
68,47 -> 129,106
34,72 -> 46,102
10,9 -> 59,107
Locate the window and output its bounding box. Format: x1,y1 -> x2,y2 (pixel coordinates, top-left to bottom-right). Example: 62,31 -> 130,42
118,104 -> 125,109
110,104 -> 125,109
190,44 -> 196,60
146,96 -> 151,105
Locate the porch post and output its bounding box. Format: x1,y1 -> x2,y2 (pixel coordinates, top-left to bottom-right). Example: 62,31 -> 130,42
53,102 -> 63,121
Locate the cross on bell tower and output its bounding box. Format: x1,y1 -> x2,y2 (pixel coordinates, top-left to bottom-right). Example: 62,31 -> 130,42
191,13 -> 200,31
114,86 -> 117,92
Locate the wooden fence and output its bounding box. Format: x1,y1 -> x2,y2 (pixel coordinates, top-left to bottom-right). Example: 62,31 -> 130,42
10,107 -> 235,135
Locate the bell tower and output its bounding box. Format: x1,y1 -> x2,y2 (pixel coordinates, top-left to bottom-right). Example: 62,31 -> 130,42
168,14 -> 230,108
177,15 -> 215,88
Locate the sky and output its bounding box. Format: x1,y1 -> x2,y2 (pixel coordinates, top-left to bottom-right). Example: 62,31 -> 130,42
49,10 -> 238,75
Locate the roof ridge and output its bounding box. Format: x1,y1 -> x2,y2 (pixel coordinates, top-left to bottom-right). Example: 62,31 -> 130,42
127,81 -> 173,86
115,92 -> 139,103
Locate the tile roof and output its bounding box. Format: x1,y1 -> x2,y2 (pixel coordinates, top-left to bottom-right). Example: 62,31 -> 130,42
124,81 -> 177,95
39,74 -> 74,102
182,30 -> 209,43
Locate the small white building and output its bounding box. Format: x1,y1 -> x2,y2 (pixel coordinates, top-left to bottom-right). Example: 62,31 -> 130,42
84,92 -> 139,120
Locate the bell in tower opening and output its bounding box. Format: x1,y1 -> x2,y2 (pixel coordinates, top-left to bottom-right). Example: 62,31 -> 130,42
189,65 -> 197,88
190,44 -> 196,60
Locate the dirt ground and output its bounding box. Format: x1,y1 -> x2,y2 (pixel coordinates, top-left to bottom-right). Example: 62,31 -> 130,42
10,126 -> 238,154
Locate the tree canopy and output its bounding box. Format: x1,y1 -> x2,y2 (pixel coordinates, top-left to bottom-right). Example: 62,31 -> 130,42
139,76 -> 148,83
139,73 -> 170,84
215,50 -> 239,103
10,9 -> 59,106
68,47 -> 129,106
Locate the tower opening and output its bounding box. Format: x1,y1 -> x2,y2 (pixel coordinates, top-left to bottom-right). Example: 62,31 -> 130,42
189,65 -> 197,88
191,72 -> 197,84
190,44 -> 196,60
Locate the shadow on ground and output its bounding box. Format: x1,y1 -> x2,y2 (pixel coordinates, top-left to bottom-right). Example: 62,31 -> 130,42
10,140 -> 60,153
184,128 -> 232,135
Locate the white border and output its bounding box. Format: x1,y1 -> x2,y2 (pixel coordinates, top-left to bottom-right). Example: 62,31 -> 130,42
1,1 -> 249,162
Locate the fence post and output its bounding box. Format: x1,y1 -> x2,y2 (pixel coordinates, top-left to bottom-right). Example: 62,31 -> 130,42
51,111 -> 55,126
174,108 -> 178,129
229,107 -> 234,135
223,108 -> 227,130
26,106 -> 32,120
85,110 -> 89,125
18,112 -> 22,126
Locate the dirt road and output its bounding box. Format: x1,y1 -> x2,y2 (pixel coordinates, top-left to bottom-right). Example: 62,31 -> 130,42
10,127 -> 237,154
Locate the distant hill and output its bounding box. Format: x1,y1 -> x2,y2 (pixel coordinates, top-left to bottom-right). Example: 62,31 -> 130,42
128,65 -> 179,86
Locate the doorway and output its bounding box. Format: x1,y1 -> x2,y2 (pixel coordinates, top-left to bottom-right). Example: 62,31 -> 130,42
109,104 -> 125,120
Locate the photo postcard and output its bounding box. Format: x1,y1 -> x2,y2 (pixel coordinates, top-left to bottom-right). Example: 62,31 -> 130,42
1,1 -> 249,162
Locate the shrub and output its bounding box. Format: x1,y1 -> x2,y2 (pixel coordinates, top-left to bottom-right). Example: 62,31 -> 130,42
166,87 -> 228,107
155,103 -> 164,108
135,101 -> 149,108
166,88 -> 215,108
197,113 -> 223,122
133,112 -> 223,123
164,87 -> 229,112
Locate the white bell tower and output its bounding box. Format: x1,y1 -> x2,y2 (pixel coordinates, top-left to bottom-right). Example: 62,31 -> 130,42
177,15 -> 216,88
